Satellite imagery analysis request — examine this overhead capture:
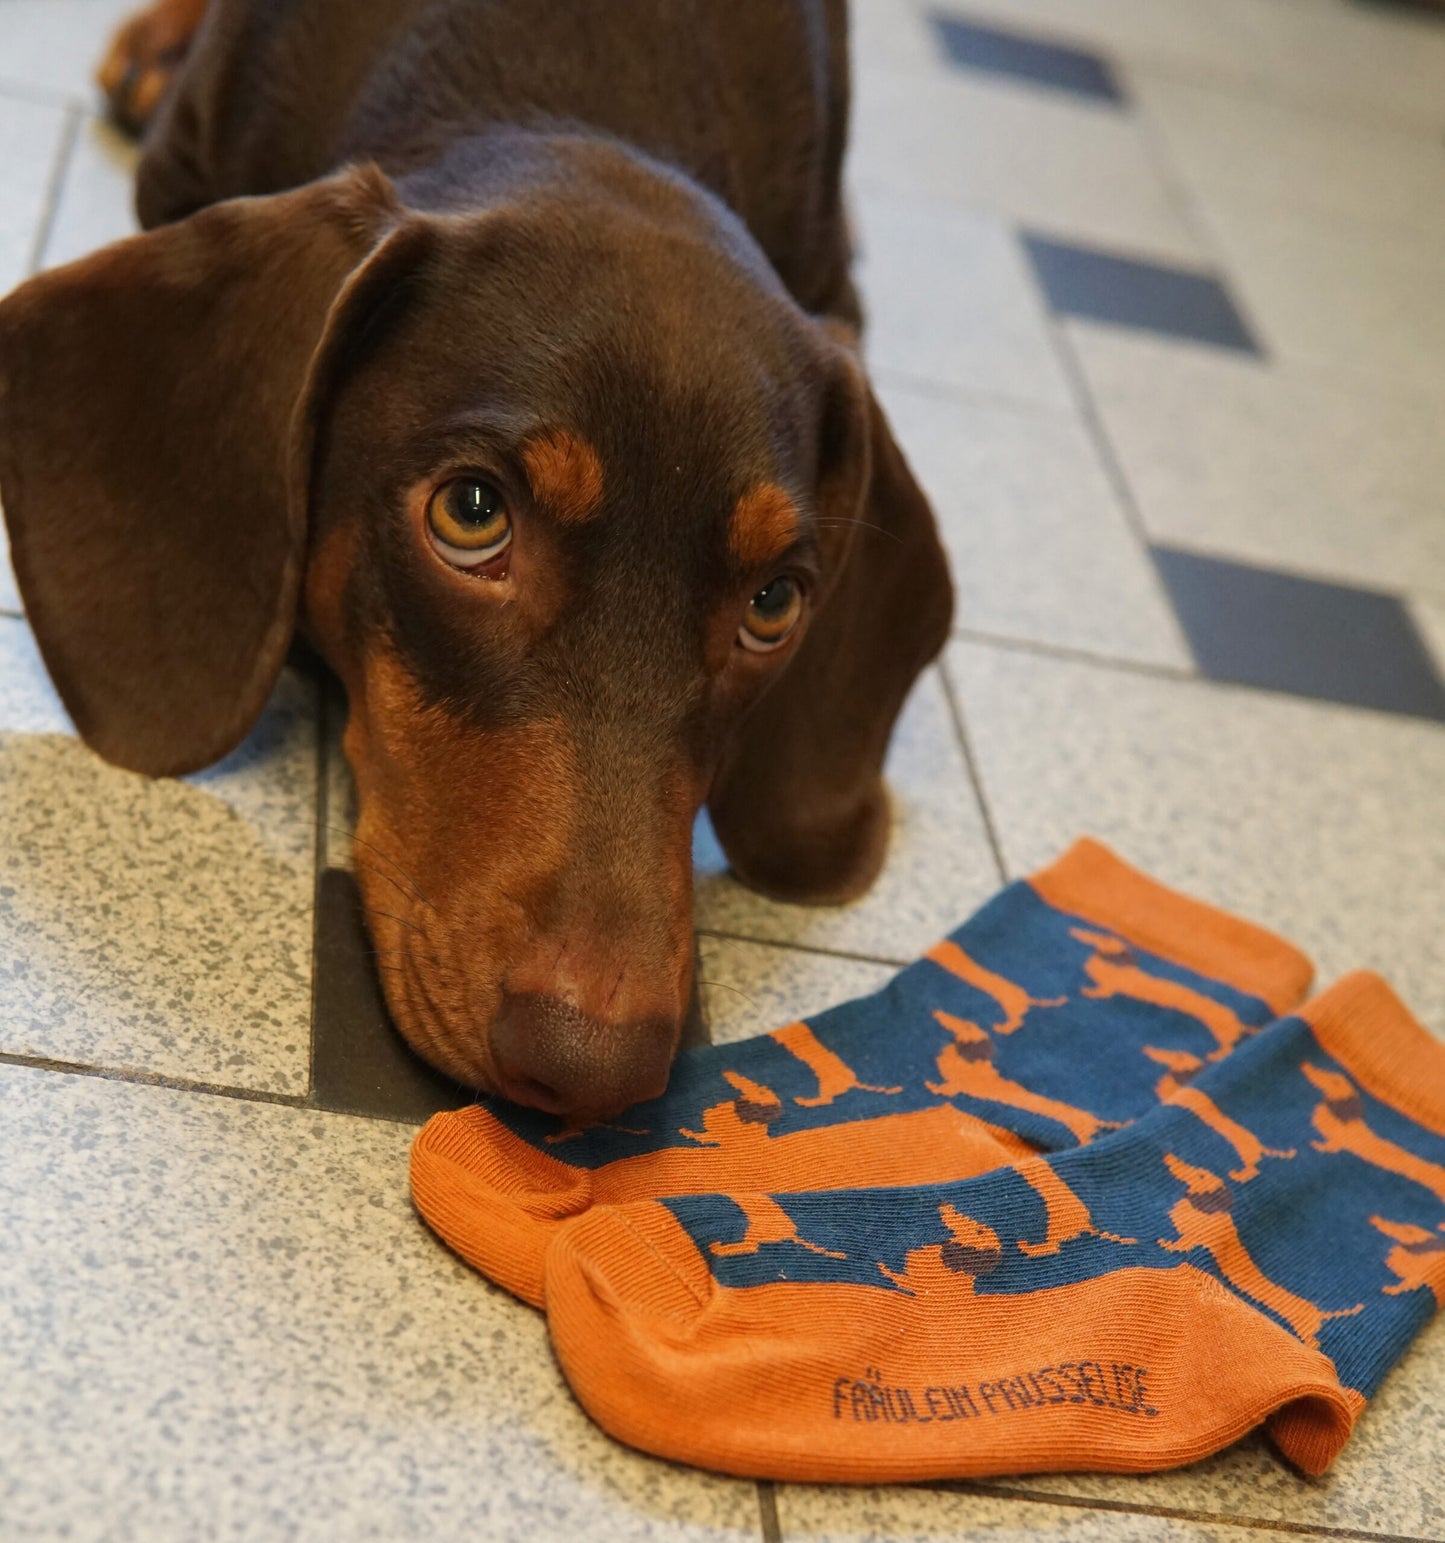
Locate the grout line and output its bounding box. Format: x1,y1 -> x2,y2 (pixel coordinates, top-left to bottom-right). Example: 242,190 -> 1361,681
0,1049 -> 422,1130
0,76 -> 87,113
696,928 -> 909,970
0,605 -> 26,622
935,657 -> 1008,886
25,99 -> 81,277
952,624 -> 1198,683
867,362 -> 1079,422
1042,316 -> 1152,552
305,672 -> 330,1103
935,1480 -> 1426,1543
756,1481 -> 783,1543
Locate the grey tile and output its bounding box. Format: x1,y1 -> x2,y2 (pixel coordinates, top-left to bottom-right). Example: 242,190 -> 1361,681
778,1484 -> 1323,1541
930,13 -> 1124,103
1153,546 -> 1445,721
875,376 -> 1190,668
0,92 -> 70,295
849,62 -> 1203,262
854,188 -> 1073,411
697,936 -> 895,1048
0,1063 -> 762,1542
946,638 -> 1445,1035
0,0 -> 144,103
693,668 -> 1000,965
1023,235 -> 1259,354
1194,189 -> 1445,398
1130,68 -> 1445,244
0,619 -> 318,1094
1067,322 -> 1445,595
39,111 -> 139,270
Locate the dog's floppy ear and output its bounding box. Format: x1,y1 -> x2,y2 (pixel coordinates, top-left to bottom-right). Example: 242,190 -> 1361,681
0,165 -> 415,776
708,341 -> 953,903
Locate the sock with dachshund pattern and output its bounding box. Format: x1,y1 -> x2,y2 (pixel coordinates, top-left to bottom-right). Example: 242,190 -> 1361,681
411,838 -> 1312,1306
544,973 -> 1445,1482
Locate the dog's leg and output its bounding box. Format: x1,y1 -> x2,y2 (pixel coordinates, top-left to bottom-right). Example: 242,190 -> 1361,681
96,0 -> 210,136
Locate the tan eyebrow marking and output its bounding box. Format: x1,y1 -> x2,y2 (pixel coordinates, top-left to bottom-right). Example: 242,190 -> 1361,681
522,429 -> 605,524
729,484 -> 800,568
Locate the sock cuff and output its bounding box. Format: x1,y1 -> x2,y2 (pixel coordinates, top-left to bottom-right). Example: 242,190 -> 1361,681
1296,972 -> 1445,1138
1028,838 -> 1313,1016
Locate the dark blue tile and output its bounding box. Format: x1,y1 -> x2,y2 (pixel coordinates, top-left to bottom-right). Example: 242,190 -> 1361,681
1022,235 -> 1262,354
930,13 -> 1123,102
1152,547 -> 1445,721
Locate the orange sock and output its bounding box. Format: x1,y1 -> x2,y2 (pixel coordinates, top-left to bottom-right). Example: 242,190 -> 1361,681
544,974 -> 1445,1482
412,838 -> 1311,1304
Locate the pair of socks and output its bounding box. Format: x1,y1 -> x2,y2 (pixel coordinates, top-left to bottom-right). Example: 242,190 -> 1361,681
410,839 -> 1445,1483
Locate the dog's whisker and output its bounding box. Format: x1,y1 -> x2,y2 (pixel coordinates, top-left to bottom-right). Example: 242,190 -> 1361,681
363,906 -> 430,937
327,826 -> 438,911
350,857 -> 434,911
698,978 -> 759,1010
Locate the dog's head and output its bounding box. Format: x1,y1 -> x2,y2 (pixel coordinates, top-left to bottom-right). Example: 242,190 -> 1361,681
0,155 -> 950,1118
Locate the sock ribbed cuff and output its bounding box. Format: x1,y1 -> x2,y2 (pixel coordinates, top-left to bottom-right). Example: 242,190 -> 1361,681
1030,838 -> 1313,1016
1297,971 -> 1445,1138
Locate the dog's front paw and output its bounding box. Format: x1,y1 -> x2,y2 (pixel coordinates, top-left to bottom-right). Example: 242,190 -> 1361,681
96,0 -> 206,135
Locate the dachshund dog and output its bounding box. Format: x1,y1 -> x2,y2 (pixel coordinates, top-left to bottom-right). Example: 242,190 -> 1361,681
0,0 -> 952,1120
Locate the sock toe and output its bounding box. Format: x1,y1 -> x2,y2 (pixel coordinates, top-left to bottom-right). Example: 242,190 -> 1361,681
410,1107 -> 594,1308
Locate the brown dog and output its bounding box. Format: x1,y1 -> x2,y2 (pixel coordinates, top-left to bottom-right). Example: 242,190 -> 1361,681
0,0 -> 952,1119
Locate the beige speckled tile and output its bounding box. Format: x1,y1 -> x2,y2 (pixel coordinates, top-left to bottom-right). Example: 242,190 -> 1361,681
855,188 -> 1073,412
1129,68 -> 1445,245
0,90 -> 70,295
1409,595 -> 1445,682
698,936 -> 895,1048
0,0 -> 139,103
946,639 -> 1445,1035
0,1063 -> 763,1543
1193,189 -> 1445,401
777,1483 -> 1328,1541
850,62 -> 1203,264
876,375 -> 1189,668
39,110 -> 139,270
1067,322 -> 1445,596
0,617 -> 319,1094
693,668 -> 1000,965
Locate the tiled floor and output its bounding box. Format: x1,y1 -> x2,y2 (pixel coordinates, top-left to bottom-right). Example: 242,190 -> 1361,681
1,0 -> 1443,1538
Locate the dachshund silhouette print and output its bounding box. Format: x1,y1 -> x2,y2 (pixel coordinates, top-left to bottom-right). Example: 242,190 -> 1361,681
1370,1216 -> 1445,1308
1071,929 -> 1257,1060
879,1205 -> 1005,1294
1145,1045 -> 1295,1182
928,1011 -> 1123,1145
1303,1062 -> 1445,1205
1158,1153 -> 1362,1348
927,940 -> 1065,1035
708,1194 -> 846,1260
769,1021 -> 902,1106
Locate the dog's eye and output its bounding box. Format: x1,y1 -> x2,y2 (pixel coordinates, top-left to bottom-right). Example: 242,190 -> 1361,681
739,577 -> 803,652
426,478 -> 513,570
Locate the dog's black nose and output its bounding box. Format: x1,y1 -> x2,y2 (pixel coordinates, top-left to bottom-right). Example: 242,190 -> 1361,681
489,991 -> 675,1120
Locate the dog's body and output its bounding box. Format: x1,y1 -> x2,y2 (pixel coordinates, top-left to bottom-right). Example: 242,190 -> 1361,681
0,0 -> 952,1118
